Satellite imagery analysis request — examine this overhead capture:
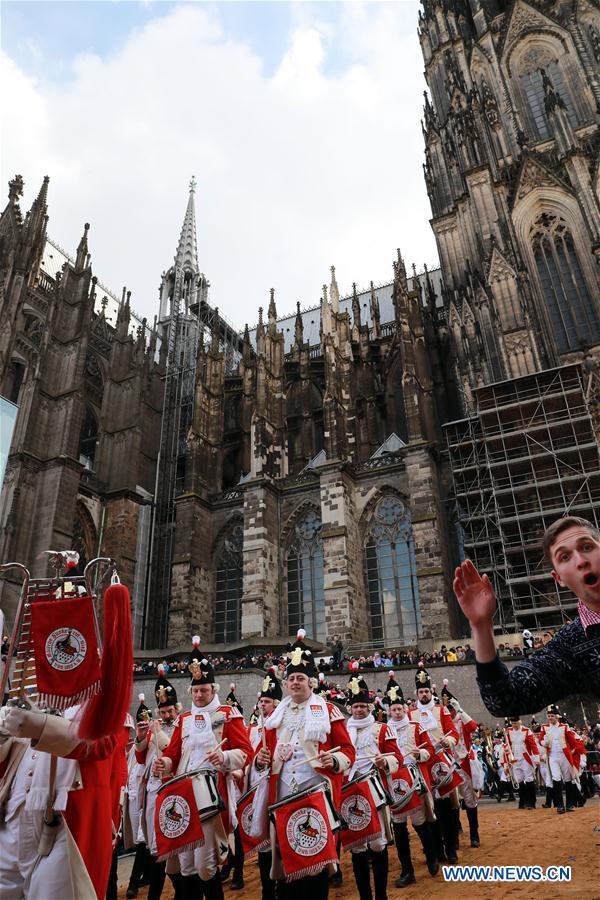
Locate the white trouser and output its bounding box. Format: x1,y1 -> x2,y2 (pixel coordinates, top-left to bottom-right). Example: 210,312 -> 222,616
458,774 -> 478,809
178,818 -> 229,881
391,804 -> 426,827
0,810 -> 74,900
511,760 -> 534,783
144,790 -> 158,856
540,762 -> 551,788
549,755 -> 573,783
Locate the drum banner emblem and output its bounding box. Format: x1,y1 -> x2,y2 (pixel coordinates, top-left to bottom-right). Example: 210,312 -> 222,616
238,786 -> 269,859
30,595 -> 101,709
274,791 -> 337,881
340,779 -> 382,850
155,777 -> 205,861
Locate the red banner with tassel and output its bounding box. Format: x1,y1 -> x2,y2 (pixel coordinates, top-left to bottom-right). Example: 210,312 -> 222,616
30,595 -> 101,710
273,790 -> 337,881
155,777 -> 205,861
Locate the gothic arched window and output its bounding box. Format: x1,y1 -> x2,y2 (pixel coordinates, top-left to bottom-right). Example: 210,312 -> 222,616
287,509 -> 325,641
79,408 -> 98,470
518,59 -> 577,141
530,213 -> 599,353
364,497 -> 421,646
215,523 -> 243,643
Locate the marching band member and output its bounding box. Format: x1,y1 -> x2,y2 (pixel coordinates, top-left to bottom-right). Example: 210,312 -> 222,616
152,639 -> 252,899
505,715 -> 539,810
225,684 -> 244,715
408,664 -> 460,863
344,673 -> 402,900
540,705 -> 580,814
384,683 -> 438,886
246,670 -> 282,900
252,630 -> 354,900
442,680 -> 481,847
493,730 -> 515,802
123,695 -> 152,899
532,722 -> 553,808
134,670 -> 182,899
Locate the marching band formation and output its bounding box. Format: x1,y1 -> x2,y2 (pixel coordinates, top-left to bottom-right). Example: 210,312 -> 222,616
0,556 -> 596,900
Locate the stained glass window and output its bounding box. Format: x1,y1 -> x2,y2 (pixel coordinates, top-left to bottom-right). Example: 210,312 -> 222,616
287,510 -> 325,641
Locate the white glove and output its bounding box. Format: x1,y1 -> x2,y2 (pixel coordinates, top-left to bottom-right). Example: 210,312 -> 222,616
2,707 -> 45,740
580,756 -> 587,770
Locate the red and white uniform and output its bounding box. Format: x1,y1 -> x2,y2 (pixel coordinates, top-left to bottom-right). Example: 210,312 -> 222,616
387,713 -> 434,825
250,693 -> 354,881
161,698 -> 252,881
505,725 -> 538,784
452,711 -> 479,807
408,701 -> 459,799
345,716 -> 403,852
494,742 -> 510,782
133,720 -> 177,855
540,722 -> 579,783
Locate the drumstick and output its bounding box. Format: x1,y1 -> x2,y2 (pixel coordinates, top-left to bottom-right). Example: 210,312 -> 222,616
153,720 -> 162,760
260,713 -> 267,750
291,745 -> 341,769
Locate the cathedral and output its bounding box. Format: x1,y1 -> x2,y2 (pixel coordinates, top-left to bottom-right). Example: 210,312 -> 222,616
1,0 -> 599,650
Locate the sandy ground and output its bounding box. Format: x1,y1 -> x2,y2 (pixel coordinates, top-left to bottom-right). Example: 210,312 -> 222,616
117,798 -> 599,900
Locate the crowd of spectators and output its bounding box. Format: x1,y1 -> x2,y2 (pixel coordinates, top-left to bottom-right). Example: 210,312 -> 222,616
131,638 -> 537,678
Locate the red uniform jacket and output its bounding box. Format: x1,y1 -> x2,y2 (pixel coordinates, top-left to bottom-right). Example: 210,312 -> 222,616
506,726 -> 539,767
252,702 -> 355,811
455,715 -> 478,777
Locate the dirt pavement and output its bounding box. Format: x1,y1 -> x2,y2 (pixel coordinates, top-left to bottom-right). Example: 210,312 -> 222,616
118,798 -> 599,899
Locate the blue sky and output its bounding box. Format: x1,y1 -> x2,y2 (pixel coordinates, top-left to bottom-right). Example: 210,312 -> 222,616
1,1 -> 437,327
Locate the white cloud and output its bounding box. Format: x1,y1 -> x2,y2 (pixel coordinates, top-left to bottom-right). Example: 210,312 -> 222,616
0,2 -> 438,328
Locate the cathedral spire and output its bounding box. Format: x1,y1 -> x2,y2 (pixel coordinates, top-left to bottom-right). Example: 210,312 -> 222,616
75,222 -> 90,271
330,265 -> 340,313
174,177 -> 199,276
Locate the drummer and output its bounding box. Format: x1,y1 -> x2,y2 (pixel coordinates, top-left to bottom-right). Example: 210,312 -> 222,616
247,669 -> 282,900
384,683 -> 439,886
253,629 -> 354,899
408,664 -> 460,864
134,669 -> 182,899
152,638 -> 252,900
344,672 -> 403,900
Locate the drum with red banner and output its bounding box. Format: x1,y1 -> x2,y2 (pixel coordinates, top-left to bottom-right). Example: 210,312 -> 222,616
154,776 -> 205,861
388,763 -> 425,817
269,784 -> 339,881
238,783 -> 270,859
340,772 -> 387,851
426,749 -> 463,798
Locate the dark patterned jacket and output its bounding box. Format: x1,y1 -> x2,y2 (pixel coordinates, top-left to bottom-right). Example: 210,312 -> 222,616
476,618 -> 600,716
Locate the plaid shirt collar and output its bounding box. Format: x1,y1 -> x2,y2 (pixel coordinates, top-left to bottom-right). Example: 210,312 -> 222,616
578,600 -> 600,634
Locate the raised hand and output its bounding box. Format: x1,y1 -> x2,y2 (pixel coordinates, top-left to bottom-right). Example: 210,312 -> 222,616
453,560 -> 496,628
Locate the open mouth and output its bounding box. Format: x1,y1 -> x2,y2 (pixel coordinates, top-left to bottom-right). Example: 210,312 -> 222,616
583,573 -> 598,587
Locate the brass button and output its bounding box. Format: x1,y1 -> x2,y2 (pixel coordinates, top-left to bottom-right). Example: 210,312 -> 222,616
31,754 -> 37,760
27,770 -> 33,776
25,787 -> 30,793
74,780 -> 81,788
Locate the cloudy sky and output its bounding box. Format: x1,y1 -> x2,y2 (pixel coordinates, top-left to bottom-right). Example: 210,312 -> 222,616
1,0 -> 438,328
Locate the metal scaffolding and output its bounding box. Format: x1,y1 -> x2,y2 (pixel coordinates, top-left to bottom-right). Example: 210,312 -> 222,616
445,363 -> 600,631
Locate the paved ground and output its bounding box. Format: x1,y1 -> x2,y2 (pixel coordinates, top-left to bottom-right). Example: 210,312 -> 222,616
117,797 -> 599,899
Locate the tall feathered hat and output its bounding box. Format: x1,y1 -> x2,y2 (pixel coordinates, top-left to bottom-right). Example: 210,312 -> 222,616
415,661 -> 431,690
347,674 -> 371,706
385,671 -> 399,694
285,628 -> 317,678
188,636 -> 214,685
259,667 -> 283,703
155,664 -> 178,707
441,678 -> 456,707
136,692 -> 152,723
314,672 -> 329,695
384,681 -> 405,707
547,703 -> 560,716
226,682 -> 243,713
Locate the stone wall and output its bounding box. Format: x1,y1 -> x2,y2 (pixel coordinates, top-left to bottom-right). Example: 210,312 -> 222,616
130,661 -> 598,729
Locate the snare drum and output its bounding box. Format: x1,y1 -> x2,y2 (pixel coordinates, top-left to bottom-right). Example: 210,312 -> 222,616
268,782 -> 341,832
157,768 -> 224,822
428,750 -> 462,798
388,763 -> 424,814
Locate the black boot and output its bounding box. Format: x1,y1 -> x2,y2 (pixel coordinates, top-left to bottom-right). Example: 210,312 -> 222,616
371,847 -> 389,900
564,781 -> 577,811
465,806 -> 480,848
351,851 -> 373,900
393,822 -> 415,887
496,781 -> 504,803
258,851 -> 275,900
527,782 -> 536,809
126,843 -> 148,898
453,808 -> 461,848
230,827 -> 244,889
181,874 -> 205,900
413,822 -> 439,876
167,872 -> 184,900
147,858 -> 167,900
553,780 -> 565,812
507,784 -> 516,802
439,799 -> 458,863
542,787 -> 553,808
202,872 -> 225,900
432,816 -> 446,862
517,782 -> 525,809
